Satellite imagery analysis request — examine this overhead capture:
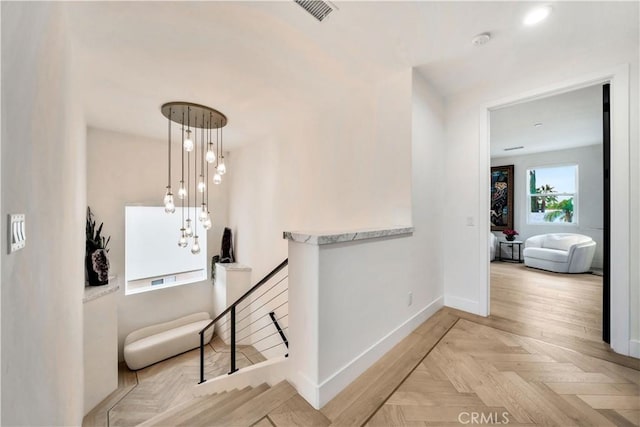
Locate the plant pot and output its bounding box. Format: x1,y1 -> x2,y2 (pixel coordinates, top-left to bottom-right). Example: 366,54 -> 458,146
86,248 -> 110,286
505,235 -> 516,242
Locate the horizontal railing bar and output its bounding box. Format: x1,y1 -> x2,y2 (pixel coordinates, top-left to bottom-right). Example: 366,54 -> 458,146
216,301 -> 288,339
235,275 -> 288,316
245,337 -> 289,356
236,311 -> 288,342
242,328 -> 288,348
199,259 -> 288,336
215,279 -> 288,334
235,288 -> 288,325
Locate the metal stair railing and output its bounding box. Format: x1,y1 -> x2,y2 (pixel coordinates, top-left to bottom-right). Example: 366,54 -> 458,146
198,258 -> 289,384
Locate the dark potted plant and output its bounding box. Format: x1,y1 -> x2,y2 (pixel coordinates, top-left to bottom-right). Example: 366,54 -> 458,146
86,207 -> 111,286
502,228 -> 519,242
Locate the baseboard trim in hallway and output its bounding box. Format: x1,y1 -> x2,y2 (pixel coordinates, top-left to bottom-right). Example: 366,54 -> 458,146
321,309 -> 460,426
312,296 -> 445,409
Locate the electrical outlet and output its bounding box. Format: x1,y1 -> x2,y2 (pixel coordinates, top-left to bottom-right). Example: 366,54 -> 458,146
408,291 -> 413,306
466,216 -> 475,226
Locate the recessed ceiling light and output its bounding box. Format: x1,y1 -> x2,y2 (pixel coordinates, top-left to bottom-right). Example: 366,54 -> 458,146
471,32 -> 491,46
504,146 -> 525,151
534,122 -> 543,127
523,5 -> 552,26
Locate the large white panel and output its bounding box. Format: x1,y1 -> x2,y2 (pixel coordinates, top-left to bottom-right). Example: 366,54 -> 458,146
125,206 -> 207,282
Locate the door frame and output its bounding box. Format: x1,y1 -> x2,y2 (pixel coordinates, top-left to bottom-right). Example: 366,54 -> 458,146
478,64 -> 630,356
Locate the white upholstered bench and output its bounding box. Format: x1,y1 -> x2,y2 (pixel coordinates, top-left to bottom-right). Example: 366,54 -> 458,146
124,312 -> 214,370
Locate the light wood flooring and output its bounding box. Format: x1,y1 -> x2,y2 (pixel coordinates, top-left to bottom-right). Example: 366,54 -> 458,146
84,264 -> 639,426
492,261 -> 603,344
369,318 -> 639,426
466,262 -> 636,370
82,337 -> 265,427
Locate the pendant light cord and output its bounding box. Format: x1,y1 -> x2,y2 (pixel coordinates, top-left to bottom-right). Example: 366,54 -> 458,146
167,107 -> 172,188
181,113 -> 185,226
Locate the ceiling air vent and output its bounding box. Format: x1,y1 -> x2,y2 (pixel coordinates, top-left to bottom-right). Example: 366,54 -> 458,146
294,0 -> 336,22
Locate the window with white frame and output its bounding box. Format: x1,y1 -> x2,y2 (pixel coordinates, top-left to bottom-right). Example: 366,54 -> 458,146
527,164 -> 578,224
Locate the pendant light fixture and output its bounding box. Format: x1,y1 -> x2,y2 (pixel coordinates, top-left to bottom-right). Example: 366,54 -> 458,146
161,102 -> 228,254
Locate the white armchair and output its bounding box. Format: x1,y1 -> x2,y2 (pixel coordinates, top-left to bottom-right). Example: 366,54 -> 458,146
523,233 -> 596,273
489,233 -> 498,261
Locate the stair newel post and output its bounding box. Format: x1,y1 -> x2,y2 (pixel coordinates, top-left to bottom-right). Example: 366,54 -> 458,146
198,331 -> 206,384
229,305 -> 238,374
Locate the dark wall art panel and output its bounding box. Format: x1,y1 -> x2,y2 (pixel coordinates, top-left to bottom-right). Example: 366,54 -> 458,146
491,165 -> 514,231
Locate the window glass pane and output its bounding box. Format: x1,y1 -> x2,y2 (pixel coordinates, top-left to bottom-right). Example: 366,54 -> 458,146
528,165 -> 576,194
529,195 -> 575,223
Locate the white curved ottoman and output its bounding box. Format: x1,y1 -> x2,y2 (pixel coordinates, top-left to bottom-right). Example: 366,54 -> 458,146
124,312 -> 214,370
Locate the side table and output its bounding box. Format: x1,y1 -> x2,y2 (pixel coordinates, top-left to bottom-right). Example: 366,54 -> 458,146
498,240 -> 524,263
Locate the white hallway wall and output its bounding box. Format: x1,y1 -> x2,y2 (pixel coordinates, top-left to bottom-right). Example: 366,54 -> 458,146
1,2 -> 86,425
228,66 -> 446,404
443,50 -> 639,346
87,128 -> 229,360
227,70 -> 413,281
492,145 -> 604,268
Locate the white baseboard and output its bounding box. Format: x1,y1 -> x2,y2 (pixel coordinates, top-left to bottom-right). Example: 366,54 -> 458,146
630,339 -> 640,358
444,295 -> 479,314
289,371 -> 321,409
313,296 -> 444,408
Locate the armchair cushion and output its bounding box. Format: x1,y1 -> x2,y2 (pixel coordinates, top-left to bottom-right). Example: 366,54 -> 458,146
543,234 -> 585,251
523,247 -> 569,263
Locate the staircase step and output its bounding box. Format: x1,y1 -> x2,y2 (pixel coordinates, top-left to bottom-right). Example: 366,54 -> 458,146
180,383 -> 270,427
138,388 -> 236,427
212,381 -> 298,427
268,394 -> 331,427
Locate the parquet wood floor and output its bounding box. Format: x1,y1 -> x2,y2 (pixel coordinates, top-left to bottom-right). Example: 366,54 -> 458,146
368,319 -> 639,426
82,339 -> 262,427
84,263 -> 639,426
367,263 -> 639,426
491,262 -> 603,343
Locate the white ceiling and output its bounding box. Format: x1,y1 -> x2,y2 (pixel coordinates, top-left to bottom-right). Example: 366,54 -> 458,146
65,1 -> 639,148
490,84 -> 603,158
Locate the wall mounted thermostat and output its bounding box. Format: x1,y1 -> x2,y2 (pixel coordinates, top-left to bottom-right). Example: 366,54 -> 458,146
8,214 -> 26,253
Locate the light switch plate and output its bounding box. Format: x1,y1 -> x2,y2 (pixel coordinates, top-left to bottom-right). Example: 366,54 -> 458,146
8,214 -> 26,253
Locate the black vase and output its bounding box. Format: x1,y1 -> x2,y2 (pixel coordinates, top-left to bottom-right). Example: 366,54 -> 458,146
220,227 -> 235,263
86,248 -> 110,286
505,235 -> 516,242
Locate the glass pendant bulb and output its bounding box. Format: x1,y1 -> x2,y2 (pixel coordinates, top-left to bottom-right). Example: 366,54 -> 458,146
217,161 -> 226,175
184,130 -> 194,152
191,236 -> 201,254
185,219 -> 193,237
213,172 -> 222,185
199,205 -> 208,222
178,229 -> 188,248
206,147 -> 216,164
177,183 -> 187,200
203,213 -> 212,230
163,188 -> 172,204
164,191 -> 175,213
198,177 -> 206,193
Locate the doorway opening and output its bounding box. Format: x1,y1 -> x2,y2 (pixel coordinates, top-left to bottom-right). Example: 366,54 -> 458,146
488,83 -> 607,346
